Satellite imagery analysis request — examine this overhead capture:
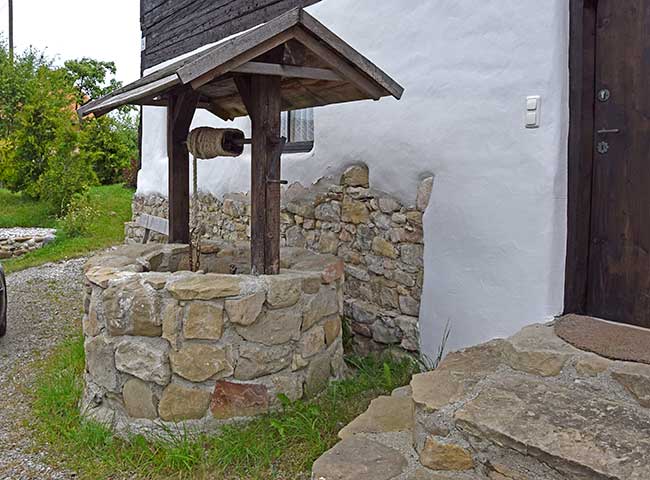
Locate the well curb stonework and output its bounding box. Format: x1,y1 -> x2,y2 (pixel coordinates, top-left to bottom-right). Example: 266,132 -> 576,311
125,165 -> 432,354
81,243 -> 345,437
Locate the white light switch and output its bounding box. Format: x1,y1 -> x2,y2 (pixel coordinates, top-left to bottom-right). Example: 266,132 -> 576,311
526,95 -> 541,128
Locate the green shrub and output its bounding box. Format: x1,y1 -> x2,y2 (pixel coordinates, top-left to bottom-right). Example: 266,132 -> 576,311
0,44 -> 137,213
59,193 -> 97,237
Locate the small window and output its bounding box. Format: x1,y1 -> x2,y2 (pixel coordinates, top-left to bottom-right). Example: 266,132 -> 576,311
281,108 -> 314,153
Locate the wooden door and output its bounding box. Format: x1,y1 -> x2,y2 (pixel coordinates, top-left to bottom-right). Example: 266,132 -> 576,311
586,0 -> 650,326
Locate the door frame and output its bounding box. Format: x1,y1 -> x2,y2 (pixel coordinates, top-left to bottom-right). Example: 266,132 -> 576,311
565,0 -> 598,314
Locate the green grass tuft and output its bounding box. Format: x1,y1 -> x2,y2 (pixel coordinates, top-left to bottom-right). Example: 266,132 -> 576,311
30,335 -> 421,480
1,184 -> 133,273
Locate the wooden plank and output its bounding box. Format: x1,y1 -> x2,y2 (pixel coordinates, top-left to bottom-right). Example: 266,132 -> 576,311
178,8 -> 301,83
167,87 -> 199,244
79,74 -> 180,118
300,11 -> 404,99
136,213 -> 169,235
565,0 -> 596,314
142,0 -> 321,69
231,61 -> 341,81
292,28 -> 384,100
188,30 -> 296,89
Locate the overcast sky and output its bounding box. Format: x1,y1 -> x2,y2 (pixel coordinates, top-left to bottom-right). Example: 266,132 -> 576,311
0,0 -> 141,84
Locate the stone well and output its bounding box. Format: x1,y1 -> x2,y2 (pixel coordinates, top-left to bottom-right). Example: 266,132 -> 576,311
81,242 -> 345,436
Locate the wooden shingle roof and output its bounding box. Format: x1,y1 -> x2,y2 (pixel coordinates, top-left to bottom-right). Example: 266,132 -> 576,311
78,8 -> 404,120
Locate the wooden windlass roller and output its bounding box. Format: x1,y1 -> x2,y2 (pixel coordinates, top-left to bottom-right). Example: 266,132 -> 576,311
186,127 -> 247,159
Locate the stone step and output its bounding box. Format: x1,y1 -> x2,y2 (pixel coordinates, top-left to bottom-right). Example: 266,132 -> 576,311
338,387 -> 414,440
313,432 -> 485,480
454,373 -> 650,480
411,323 -> 650,479
315,322 -> 650,480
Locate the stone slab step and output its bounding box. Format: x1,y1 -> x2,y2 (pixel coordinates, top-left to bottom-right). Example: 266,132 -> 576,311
313,432 -> 485,480
338,395 -> 414,440
455,373 -> 650,480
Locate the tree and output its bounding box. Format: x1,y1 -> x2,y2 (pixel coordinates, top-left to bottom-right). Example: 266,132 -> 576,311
0,43 -> 137,214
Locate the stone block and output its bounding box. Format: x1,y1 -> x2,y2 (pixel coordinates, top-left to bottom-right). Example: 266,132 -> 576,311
303,287 -> 340,331
400,244 -> 424,268
378,197 -> 401,213
225,292 -> 265,326
85,336 -> 119,392
342,197 -> 370,224
161,300 -> 182,348
454,375 -> 650,480
312,437 -> 407,480
323,316 -> 342,346
399,295 -> 421,316
211,381 -> 269,419
170,344 -> 232,382
158,384 -> 211,422
340,164 -> 369,188
416,176 -> 434,212
411,340 -> 507,413
338,395 -> 414,440
372,237 -> 399,259
300,326 -> 326,358
236,304 -> 302,346
103,278 -> 161,337
167,274 -> 241,300
266,275 -> 302,309
115,337 -> 171,386
419,438 -> 474,471
318,231 -> 340,254
304,354 -> 332,399
235,343 -> 293,381
321,258 -> 345,284
285,225 -> 306,248
315,201 -> 341,222
184,301 -> 224,340
123,378 -> 158,419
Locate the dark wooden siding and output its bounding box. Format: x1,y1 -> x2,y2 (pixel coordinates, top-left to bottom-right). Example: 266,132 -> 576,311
141,0 -> 323,71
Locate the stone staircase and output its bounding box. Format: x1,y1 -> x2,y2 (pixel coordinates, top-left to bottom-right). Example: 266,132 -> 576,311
312,318 -> 650,479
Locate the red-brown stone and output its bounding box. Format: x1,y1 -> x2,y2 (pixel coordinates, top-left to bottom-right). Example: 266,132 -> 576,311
210,380 -> 269,419
322,259 -> 344,284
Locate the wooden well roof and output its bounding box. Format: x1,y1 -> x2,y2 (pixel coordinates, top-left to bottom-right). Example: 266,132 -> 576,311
78,8 -> 404,120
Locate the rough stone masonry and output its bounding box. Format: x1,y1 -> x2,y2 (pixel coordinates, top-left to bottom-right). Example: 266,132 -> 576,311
126,164 -> 433,354
81,243 -> 345,436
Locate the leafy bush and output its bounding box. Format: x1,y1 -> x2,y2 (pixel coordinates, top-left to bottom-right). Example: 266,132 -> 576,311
58,193 -> 98,237
0,42 -> 138,214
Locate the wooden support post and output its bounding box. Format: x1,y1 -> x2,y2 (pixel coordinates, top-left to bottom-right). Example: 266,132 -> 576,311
167,88 -> 199,244
248,74 -> 282,275
234,45 -> 285,275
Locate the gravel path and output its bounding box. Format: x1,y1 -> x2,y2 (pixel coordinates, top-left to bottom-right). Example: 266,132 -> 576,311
0,259 -> 86,480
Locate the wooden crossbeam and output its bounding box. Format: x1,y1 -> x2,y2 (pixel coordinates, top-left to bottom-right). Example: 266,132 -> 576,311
231,62 -> 342,82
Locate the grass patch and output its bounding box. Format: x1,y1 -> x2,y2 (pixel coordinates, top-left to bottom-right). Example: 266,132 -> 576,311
31,334 -> 421,479
1,184 -> 133,273
0,189 -> 55,228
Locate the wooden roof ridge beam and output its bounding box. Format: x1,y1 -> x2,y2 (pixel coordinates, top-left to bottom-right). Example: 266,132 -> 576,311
230,62 -> 342,82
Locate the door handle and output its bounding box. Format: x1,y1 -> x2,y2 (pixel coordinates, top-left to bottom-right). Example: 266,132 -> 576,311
597,128 -> 621,134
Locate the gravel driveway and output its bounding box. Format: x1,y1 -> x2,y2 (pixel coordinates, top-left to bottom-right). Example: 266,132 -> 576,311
0,258 -> 86,480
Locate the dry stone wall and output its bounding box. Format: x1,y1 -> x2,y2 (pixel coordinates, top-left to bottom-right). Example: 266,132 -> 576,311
82,243 -> 345,436
127,165 -> 432,354
0,228 -> 56,259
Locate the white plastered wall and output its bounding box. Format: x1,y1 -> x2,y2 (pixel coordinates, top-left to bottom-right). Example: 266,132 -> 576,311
139,0 -> 571,354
